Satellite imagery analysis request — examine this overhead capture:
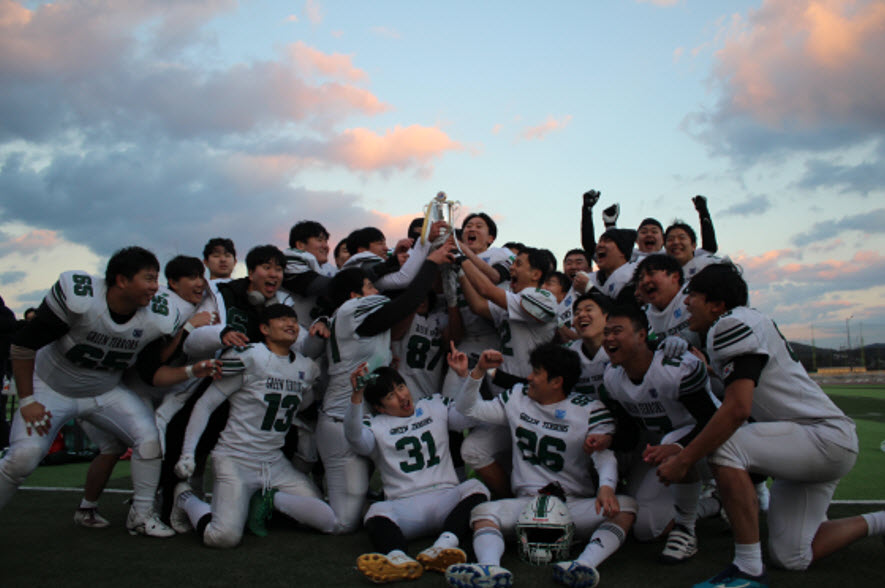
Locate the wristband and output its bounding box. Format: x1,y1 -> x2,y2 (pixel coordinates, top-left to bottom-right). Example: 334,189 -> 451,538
185,365 -> 194,379
183,322 -> 195,333
19,395 -> 38,407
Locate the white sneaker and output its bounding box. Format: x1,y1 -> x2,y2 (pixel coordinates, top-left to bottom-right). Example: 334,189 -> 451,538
170,482 -> 194,534
417,546 -> 466,573
552,560 -> 600,588
356,550 -> 423,583
660,524 -> 698,564
445,563 -> 512,588
126,507 -> 175,538
73,507 -> 110,528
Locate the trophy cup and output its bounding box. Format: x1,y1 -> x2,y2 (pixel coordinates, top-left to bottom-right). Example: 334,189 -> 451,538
420,191 -> 460,248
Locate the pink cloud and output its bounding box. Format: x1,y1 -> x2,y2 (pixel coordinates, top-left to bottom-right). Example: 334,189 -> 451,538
0,229 -> 61,254
329,125 -> 463,172
714,0 -> 885,127
304,0 -> 323,25
519,115 -> 573,141
288,41 -> 367,82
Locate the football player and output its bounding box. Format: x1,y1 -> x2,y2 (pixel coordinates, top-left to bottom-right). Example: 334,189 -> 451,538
390,291 -> 450,402
445,344 -> 637,588
342,223 -> 445,292
664,222 -> 721,281
170,304 -> 338,547
2,246 -> 218,536
318,238 -> 457,533
582,228 -> 637,303
595,305 -> 719,563
346,362 -> 489,583
457,246 -> 558,497
282,220 -> 338,329
563,292 -> 612,400
658,263 -> 885,588
633,254 -> 700,349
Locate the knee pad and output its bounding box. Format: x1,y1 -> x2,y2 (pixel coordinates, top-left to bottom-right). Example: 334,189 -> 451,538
131,438 -> 162,460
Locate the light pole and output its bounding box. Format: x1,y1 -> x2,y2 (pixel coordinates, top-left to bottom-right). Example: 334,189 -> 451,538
845,315 -> 853,371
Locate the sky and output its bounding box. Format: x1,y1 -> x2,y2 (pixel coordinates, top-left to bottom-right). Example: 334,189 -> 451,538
1,0 -> 884,349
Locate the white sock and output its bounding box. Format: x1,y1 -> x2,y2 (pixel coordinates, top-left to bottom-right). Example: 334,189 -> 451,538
733,542 -> 763,577
181,492 -> 211,527
861,511 -> 885,536
129,456 -> 162,515
80,498 -> 99,509
473,527 -> 505,565
433,531 -> 459,549
672,481 -> 701,533
577,522 -> 626,567
273,491 -> 339,534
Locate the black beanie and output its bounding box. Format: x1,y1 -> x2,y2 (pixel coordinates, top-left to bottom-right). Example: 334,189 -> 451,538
600,228 -> 637,261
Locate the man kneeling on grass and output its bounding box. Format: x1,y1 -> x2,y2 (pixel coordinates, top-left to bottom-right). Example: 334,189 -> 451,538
171,304 -> 340,548
346,356 -> 490,583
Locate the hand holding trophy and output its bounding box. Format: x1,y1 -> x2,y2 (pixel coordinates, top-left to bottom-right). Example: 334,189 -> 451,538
420,191 -> 460,250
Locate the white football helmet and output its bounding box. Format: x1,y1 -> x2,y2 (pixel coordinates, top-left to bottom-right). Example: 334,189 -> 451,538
516,494 -> 575,565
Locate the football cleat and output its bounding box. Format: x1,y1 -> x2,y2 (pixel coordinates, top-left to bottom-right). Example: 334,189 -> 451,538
170,481 -> 194,534
552,560 -> 600,588
445,563 -> 512,588
692,564 -> 768,588
416,546 -> 467,573
125,508 -> 175,538
247,488 -> 277,537
659,524 -> 698,564
357,550 -> 423,583
73,507 -> 110,529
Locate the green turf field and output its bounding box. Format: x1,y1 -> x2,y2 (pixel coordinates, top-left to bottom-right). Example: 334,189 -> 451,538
1,385 -> 883,587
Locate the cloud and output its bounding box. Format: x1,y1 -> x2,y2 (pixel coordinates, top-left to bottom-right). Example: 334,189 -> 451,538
0,228 -> 60,256
288,41 -> 367,82
519,115 -> 573,141
687,0 -> 885,173
0,270 -> 25,285
636,0 -> 682,6
370,26 -> 402,40
718,194 -> 772,217
304,0 -> 323,25
796,141 -> 885,195
791,208 -> 885,246
326,125 -> 463,172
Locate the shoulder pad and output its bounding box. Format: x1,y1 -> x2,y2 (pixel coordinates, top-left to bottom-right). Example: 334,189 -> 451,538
520,288 -> 557,321
284,248 -> 321,275
48,271 -> 102,317
147,293 -> 183,335
710,309 -> 759,357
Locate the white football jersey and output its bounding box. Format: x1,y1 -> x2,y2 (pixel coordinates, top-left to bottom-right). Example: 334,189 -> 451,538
35,271 -> 181,398
456,247 -> 514,341
682,252 -> 720,279
565,339 -> 609,400
555,287 -> 579,330
488,289 -> 557,380
359,396 -> 461,500
602,350 -> 713,442
645,290 -> 701,349
212,343 -> 319,459
283,248 -> 337,327
598,261 -> 637,300
465,382 -> 615,497
706,307 -> 853,429
324,294 -> 393,418
391,304 -> 447,401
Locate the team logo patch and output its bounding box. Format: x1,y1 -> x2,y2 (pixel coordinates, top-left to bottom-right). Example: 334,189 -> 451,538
722,362 -> 734,379
132,329 -> 143,338
649,388 -> 658,399
555,409 -> 566,420
298,371 -> 304,379
674,308 -> 683,319
416,407 -> 424,417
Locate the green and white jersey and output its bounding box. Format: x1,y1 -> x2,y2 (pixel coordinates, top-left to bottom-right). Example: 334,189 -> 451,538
351,395 -> 465,500
645,290 -> 701,349
35,271 -> 181,398
212,343 -> 319,460
456,246 -> 514,342
391,304 -> 447,401
461,379 -> 616,497
682,252 -> 720,279
555,287 -> 579,330
283,247 -> 337,327
602,350 -> 712,442
599,261 -> 637,300
487,288 -> 557,380
564,339 -> 609,400
324,294 -> 393,418
706,307 -> 852,427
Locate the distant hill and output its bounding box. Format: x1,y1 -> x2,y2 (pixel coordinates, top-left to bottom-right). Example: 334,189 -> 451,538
789,341 -> 885,372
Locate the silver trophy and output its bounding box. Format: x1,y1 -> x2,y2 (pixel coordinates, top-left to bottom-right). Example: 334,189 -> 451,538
420,191 -> 460,247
